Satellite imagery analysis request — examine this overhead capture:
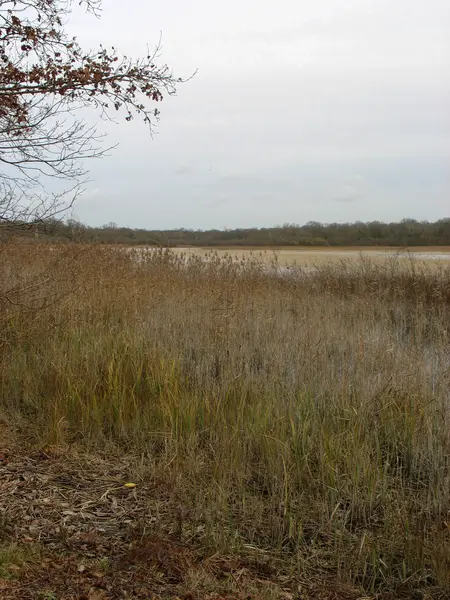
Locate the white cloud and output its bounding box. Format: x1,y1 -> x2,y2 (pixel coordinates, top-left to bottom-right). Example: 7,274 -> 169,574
333,175 -> 366,203
77,188 -> 102,202
333,188 -> 361,204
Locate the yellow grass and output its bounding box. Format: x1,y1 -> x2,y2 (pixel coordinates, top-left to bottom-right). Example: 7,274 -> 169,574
1,241 -> 449,597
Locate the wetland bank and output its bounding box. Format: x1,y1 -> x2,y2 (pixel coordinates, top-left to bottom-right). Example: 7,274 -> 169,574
1,242 -> 449,599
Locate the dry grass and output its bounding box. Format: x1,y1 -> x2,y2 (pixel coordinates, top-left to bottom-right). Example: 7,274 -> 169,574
169,246 -> 450,267
1,241 -> 450,599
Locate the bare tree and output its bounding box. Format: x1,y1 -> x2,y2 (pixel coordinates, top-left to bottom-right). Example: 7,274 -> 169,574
0,0 -> 182,232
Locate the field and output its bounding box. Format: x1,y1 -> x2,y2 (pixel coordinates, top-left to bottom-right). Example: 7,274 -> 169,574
1,242 -> 449,599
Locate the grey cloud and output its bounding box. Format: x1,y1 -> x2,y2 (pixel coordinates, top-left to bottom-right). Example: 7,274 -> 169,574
210,197 -> 229,206
68,0 -> 449,229
333,190 -> 361,203
217,175 -> 262,184
173,165 -> 193,176
217,174 -> 297,191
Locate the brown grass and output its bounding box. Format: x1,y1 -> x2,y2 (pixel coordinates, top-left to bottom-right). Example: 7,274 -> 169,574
169,246 -> 450,267
171,245 -> 450,252
1,241 -> 449,599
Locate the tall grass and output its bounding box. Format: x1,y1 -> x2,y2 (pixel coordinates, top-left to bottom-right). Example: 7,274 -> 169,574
1,242 -> 449,595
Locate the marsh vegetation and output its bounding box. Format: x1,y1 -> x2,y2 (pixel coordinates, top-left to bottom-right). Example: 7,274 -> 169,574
1,243 -> 449,598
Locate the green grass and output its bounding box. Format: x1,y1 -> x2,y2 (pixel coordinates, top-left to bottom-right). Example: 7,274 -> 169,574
1,242 -> 449,597
0,543 -> 42,579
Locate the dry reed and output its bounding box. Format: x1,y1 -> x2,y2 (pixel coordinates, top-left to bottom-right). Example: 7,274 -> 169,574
1,241 -> 449,597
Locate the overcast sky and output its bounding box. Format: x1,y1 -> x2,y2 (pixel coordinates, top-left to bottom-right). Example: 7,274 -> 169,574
69,0 -> 450,229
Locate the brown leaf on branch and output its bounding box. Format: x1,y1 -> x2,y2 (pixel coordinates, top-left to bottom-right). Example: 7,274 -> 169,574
0,0 -> 190,231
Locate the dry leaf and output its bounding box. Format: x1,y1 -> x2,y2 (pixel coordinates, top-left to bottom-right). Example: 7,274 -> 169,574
88,589 -> 109,600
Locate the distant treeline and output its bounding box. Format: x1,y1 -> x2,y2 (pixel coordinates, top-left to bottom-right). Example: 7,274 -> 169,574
4,217 -> 450,247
